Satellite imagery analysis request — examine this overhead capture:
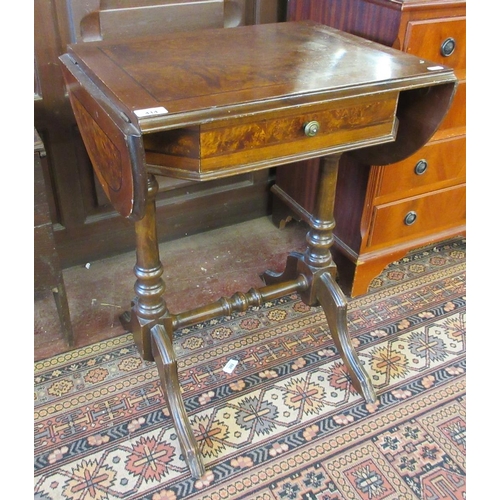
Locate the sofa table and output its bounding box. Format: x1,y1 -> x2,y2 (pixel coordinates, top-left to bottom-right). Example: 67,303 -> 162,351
59,20 -> 456,478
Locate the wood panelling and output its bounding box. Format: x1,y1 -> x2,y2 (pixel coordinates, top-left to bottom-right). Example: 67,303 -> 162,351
34,130 -> 74,347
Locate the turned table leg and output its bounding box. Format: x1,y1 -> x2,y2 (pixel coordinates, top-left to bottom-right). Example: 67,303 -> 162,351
121,174 -> 206,478
121,174 -> 168,361
302,154 -> 376,403
264,154 -> 376,404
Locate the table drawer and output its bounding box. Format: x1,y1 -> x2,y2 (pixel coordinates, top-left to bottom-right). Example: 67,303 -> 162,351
368,184 -> 465,248
404,17 -> 465,75
145,93 -> 398,180
376,135 -> 465,199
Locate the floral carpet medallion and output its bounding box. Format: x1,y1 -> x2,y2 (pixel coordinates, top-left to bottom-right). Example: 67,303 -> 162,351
34,238 -> 466,499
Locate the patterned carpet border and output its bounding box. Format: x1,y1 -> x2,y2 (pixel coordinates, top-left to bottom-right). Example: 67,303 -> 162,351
34,238 -> 466,500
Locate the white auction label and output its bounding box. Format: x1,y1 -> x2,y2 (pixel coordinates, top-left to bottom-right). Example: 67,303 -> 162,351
134,107 -> 169,118
223,359 -> 239,374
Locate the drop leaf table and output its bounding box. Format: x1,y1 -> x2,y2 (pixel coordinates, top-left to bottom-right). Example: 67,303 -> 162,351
59,20 -> 456,478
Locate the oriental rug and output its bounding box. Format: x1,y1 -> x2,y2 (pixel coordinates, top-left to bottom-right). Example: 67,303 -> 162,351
34,237 -> 466,500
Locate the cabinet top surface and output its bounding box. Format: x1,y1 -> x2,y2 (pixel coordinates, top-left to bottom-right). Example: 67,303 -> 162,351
64,21 -> 455,131
390,0 -> 465,6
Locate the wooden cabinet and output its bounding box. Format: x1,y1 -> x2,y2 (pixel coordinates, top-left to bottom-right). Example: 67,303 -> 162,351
34,0 -> 286,268
272,0 -> 466,297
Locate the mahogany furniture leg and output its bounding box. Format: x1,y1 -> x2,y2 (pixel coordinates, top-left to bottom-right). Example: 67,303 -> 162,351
151,323 -> 206,479
121,174 -> 206,478
264,154 -> 376,404
314,272 -> 376,403
121,174 -> 168,362
301,154 -> 376,403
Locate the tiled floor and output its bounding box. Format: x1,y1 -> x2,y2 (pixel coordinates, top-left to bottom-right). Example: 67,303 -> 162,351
34,216 -> 309,361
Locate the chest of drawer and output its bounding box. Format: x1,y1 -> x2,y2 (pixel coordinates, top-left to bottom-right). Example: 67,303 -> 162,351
404,17 -> 466,76
144,93 -> 399,180
367,183 -> 466,248
375,135 -> 465,200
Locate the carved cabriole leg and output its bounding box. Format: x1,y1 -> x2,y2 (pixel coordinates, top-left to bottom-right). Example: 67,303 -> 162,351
121,174 -> 206,478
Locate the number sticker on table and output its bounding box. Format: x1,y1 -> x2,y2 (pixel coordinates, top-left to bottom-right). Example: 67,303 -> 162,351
134,107 -> 169,118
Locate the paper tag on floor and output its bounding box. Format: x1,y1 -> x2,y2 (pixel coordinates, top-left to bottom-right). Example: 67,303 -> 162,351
223,359 -> 238,374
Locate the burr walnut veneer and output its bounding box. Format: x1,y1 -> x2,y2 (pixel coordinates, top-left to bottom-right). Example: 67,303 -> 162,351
59,21 -> 456,478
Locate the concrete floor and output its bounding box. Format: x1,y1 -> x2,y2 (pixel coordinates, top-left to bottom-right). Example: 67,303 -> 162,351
34,216 -> 309,361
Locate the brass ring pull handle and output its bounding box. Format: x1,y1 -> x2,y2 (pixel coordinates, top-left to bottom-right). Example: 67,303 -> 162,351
404,211 -> 417,226
414,159 -> 428,175
441,37 -> 456,57
304,121 -> 320,137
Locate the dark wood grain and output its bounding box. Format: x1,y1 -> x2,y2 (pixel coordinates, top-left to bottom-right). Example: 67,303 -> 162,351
287,0 -> 403,46
65,21 -> 455,132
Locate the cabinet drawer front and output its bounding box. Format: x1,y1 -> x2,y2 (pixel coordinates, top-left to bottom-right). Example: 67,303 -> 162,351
145,93 -> 398,179
404,17 -> 465,74
368,184 -> 465,248
376,135 -> 465,199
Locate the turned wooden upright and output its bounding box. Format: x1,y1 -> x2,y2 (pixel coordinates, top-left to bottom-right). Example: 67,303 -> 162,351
59,21 -> 456,478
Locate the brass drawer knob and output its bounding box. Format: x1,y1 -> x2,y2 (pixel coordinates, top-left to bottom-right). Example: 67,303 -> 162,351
404,211 -> 418,226
441,37 -> 456,57
414,159 -> 428,175
304,121 -> 320,137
